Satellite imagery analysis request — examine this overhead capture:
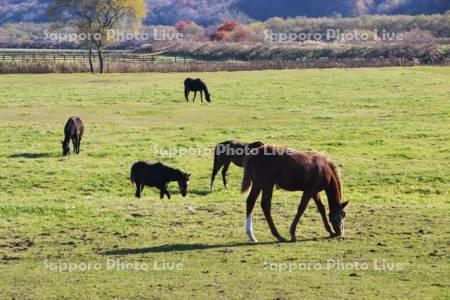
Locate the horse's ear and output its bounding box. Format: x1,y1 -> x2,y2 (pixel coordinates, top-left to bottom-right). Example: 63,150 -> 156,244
341,201 -> 349,210
187,173 -> 191,178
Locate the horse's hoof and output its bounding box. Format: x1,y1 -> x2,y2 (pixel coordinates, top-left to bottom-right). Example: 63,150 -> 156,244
290,237 -> 297,243
277,237 -> 288,243
329,233 -> 343,238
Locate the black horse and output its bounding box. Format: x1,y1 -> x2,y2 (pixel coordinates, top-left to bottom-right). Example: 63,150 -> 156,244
184,78 -> 211,103
210,141 -> 264,191
62,117 -> 84,156
130,161 -> 191,199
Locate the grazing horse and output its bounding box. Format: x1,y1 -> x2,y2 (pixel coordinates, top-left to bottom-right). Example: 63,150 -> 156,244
241,145 -> 349,243
184,78 -> 211,103
62,117 -> 84,156
210,140 -> 264,191
130,161 -> 191,199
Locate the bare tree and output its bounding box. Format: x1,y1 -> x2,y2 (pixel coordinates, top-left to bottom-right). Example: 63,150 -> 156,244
48,0 -> 147,73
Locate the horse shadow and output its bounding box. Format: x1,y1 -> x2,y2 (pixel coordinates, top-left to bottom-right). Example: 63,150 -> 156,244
169,189 -> 209,197
102,237 -> 325,256
188,189 -> 210,196
8,153 -> 52,159
102,241 -> 276,255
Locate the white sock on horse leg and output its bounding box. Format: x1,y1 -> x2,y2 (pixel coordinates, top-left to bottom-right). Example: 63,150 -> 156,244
246,216 -> 258,242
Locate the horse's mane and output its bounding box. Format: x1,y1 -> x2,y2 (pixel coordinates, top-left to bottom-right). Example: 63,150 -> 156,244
328,161 -> 343,199
199,79 -> 209,95
150,163 -> 183,181
160,163 -> 184,178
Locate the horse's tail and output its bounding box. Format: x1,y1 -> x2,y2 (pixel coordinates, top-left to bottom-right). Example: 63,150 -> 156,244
130,167 -> 136,187
241,155 -> 253,194
210,146 -> 220,190
328,160 -> 342,199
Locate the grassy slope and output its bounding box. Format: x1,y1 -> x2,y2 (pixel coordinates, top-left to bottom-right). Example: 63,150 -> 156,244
0,67 -> 449,299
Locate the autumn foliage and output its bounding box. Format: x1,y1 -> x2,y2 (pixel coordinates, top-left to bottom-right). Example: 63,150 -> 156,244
210,21 -> 253,42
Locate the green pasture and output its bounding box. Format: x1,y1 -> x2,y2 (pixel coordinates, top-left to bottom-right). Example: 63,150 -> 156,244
0,67 -> 449,299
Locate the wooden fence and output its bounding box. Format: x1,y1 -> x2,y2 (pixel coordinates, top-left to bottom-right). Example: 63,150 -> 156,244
0,50 -> 191,63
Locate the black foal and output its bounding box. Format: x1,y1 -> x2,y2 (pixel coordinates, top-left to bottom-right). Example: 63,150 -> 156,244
130,161 -> 191,199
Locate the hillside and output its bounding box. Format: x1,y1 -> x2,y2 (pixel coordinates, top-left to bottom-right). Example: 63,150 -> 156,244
236,0 -> 450,19
0,0 -> 449,25
0,0 -> 50,24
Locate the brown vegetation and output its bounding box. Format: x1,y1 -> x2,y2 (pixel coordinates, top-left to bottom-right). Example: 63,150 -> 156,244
168,43 -> 450,64
2,56 -> 448,74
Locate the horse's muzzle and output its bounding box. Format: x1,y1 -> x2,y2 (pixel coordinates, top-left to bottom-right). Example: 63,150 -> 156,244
335,224 -> 345,237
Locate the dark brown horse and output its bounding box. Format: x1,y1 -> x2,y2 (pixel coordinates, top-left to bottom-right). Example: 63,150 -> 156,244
241,145 -> 348,243
184,78 -> 211,103
62,117 -> 84,156
130,161 -> 191,199
210,140 -> 264,191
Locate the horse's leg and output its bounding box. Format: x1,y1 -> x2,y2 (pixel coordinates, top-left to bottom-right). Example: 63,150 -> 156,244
74,137 -> 78,154
74,137 -> 79,154
221,161 -> 231,189
135,183 -> 142,198
71,138 -> 76,155
77,137 -> 81,154
290,191 -> 313,242
313,193 -> 334,236
163,184 -> 171,199
246,185 -> 261,242
193,92 -> 197,102
210,157 -> 224,191
159,189 -> 165,199
261,185 -> 286,242
200,91 -> 203,103
185,89 -> 189,102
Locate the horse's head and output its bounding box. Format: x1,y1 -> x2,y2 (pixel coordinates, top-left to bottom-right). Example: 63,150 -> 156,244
329,201 -> 349,237
178,173 -> 191,197
205,93 -> 211,103
62,141 -> 70,156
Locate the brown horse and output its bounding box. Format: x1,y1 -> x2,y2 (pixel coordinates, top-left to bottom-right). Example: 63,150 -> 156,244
210,140 -> 264,191
241,145 -> 348,242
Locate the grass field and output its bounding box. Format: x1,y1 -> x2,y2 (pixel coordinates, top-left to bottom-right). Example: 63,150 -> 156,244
0,67 -> 449,299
